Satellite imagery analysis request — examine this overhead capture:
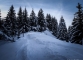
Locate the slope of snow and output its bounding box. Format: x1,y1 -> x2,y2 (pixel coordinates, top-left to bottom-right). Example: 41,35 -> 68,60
0,31 -> 83,60
0,31 -> 12,40
43,30 -> 55,37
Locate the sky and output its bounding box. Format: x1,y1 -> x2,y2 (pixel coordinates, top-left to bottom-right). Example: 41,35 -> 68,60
0,0 -> 83,27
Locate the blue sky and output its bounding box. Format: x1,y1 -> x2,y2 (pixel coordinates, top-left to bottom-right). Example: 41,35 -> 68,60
0,0 -> 83,27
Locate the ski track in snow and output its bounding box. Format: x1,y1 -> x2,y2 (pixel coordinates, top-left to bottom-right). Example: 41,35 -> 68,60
0,31 -> 83,60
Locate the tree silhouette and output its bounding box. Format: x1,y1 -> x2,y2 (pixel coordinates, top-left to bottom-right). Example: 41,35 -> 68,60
57,16 -> 67,40
30,9 -> 37,31
46,14 -> 52,31
4,5 -> 17,42
51,17 -> 58,37
70,3 -> 83,44
22,8 -> 29,32
38,9 -> 46,32
17,7 -> 23,38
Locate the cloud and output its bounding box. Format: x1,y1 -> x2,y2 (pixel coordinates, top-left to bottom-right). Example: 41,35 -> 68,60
0,5 -> 8,18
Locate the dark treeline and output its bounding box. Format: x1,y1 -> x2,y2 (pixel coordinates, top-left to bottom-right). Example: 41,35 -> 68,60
0,3 -> 83,45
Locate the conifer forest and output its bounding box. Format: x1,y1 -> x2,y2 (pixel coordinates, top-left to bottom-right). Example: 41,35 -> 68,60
0,3 -> 83,45
1,1 -> 83,60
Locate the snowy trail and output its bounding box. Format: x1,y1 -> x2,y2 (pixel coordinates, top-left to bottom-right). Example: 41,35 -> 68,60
0,37 -> 29,60
0,32 -> 83,60
27,32 -> 83,60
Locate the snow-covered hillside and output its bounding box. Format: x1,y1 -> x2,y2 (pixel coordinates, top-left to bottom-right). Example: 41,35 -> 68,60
0,31 -> 83,60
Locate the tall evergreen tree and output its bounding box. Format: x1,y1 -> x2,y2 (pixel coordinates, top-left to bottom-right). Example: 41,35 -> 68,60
70,3 -> 83,44
38,9 -> 46,32
17,7 -> 23,38
0,9 -> 2,30
0,9 -> 3,31
57,16 -> 67,41
22,8 -> 29,33
46,14 -> 52,31
67,26 -> 73,42
51,17 -> 58,37
30,9 -> 37,31
0,9 -> 2,40
3,5 -> 17,41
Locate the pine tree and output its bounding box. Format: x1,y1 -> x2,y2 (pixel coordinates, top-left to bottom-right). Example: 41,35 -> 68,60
0,9 -> 2,40
0,9 -> 3,31
4,5 -> 17,42
57,16 -> 67,41
22,8 -> 29,33
67,26 -> 73,42
17,7 -> 23,38
51,17 -> 58,37
30,9 -> 37,31
0,9 -> 2,30
38,9 -> 46,32
46,14 -> 52,31
70,3 -> 83,45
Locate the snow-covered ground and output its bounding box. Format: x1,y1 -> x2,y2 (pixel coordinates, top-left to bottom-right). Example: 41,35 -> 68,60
0,31 -> 83,60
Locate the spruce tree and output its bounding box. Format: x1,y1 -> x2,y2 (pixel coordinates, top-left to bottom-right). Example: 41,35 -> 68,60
67,26 -> 73,42
17,7 -> 23,38
0,9 -> 2,30
70,3 -> 83,44
46,14 -> 52,31
51,17 -> 58,37
4,5 -> 17,42
0,10 -> 3,31
30,9 -> 37,31
57,16 -> 67,41
0,9 -> 2,40
22,8 -> 29,32
38,9 -> 46,32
